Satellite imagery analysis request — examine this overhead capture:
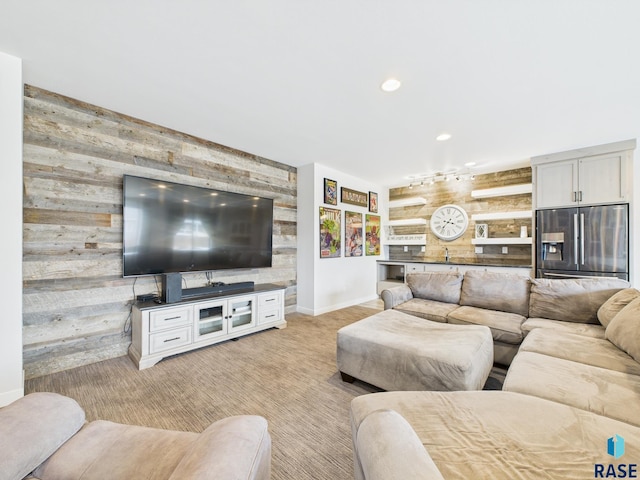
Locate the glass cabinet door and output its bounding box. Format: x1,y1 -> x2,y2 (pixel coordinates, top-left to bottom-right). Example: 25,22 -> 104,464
194,300 -> 227,340
228,295 -> 256,333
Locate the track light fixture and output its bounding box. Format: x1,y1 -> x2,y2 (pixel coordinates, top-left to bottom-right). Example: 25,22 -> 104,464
405,167 -> 476,188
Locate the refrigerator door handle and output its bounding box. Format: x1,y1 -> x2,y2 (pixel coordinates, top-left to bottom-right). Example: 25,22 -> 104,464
580,213 -> 585,265
573,213 -> 579,266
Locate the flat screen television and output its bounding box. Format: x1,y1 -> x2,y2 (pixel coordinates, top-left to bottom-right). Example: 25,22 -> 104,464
122,175 -> 273,277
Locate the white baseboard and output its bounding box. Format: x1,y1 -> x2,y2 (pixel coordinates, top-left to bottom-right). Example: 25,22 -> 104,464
296,294 -> 380,316
0,386 -> 24,407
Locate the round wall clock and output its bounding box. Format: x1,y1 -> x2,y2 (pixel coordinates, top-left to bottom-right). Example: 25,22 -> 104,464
430,204 -> 469,241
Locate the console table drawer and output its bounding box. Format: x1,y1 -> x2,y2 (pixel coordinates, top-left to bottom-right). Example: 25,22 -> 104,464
258,292 -> 282,308
149,327 -> 192,354
149,307 -> 191,332
258,306 -> 282,325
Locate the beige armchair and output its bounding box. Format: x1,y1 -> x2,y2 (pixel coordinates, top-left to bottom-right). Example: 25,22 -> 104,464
0,392 -> 271,480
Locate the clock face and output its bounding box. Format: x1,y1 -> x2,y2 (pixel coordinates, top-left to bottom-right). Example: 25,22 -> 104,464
430,204 -> 469,241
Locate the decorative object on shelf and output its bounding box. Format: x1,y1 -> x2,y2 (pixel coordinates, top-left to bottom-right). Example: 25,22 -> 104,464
324,178 -> 337,205
369,191 -> 378,213
475,223 -> 488,239
341,187 -> 368,207
365,214 -> 381,256
345,211 -> 363,257
430,204 -> 469,241
520,226 -> 528,238
320,207 -> 341,258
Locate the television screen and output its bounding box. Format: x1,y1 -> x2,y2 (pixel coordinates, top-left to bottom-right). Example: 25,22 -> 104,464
122,175 -> 273,277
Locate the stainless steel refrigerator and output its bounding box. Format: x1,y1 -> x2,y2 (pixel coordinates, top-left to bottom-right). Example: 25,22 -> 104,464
536,204 -> 629,280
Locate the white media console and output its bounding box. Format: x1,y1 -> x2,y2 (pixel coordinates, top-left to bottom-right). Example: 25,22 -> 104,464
129,283 -> 286,370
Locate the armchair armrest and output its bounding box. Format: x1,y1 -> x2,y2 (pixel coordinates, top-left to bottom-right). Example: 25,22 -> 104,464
168,415 -> 271,480
380,284 -> 413,310
355,409 -> 444,480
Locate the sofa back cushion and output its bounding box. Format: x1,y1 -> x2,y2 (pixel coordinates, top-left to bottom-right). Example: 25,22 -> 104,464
529,277 -> 630,324
606,297 -> 640,363
459,270 -> 531,316
406,271 -> 463,304
597,288 -> 640,327
0,392 -> 85,480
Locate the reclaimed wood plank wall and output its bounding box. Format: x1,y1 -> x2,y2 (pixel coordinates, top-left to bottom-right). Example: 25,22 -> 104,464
22,85 -> 297,379
388,167 -> 532,265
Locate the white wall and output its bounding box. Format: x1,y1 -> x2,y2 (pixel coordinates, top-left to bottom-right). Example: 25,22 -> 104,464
297,163 -> 384,315
0,51 -> 24,405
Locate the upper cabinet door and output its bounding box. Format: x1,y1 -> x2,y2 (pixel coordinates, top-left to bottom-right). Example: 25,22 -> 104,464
535,159 -> 579,209
579,153 -> 627,206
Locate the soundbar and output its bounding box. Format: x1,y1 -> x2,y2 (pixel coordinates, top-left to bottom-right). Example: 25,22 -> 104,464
181,281 -> 255,299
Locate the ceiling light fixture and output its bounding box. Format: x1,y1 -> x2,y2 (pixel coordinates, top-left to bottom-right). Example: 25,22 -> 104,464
381,78 -> 401,92
436,133 -> 452,141
405,166 -> 476,188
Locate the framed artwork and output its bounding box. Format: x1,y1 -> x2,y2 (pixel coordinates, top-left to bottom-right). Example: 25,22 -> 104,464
319,207 -> 341,258
345,211 -> 363,257
365,214 -> 381,256
324,178 -> 337,205
341,187 -> 368,207
368,191 -> 378,213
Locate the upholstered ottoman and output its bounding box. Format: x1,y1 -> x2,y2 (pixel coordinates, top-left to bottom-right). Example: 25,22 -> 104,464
337,309 -> 493,391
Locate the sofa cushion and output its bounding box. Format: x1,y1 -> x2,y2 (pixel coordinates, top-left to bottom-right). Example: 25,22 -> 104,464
355,409 -> 444,480
598,287 -> 640,327
0,392 -> 86,480
350,390 -> 640,480
606,296 -> 640,363
528,277 -> 629,324
394,298 -> 460,323
406,271 -> 463,304
503,351 -> 640,426
447,306 -> 525,345
35,420 -> 198,479
522,318 -> 606,339
459,270 -> 530,316
519,328 -> 640,375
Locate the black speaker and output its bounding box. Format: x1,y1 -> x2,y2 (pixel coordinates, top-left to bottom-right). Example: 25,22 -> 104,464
162,273 -> 182,304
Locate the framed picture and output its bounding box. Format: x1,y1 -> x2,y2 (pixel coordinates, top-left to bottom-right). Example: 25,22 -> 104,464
368,191 -> 378,213
345,211 -> 363,257
475,223 -> 488,239
341,187 -> 368,207
365,214 -> 381,256
319,207 -> 341,258
324,178 -> 337,205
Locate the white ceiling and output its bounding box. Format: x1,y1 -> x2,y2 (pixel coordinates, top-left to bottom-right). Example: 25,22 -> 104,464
1,1 -> 639,187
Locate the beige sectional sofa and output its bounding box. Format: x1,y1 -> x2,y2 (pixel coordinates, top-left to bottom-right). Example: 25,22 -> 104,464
381,270 -> 628,365
353,271 -> 640,479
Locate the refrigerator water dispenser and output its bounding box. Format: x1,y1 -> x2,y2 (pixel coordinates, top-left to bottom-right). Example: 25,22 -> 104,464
541,232 -> 564,261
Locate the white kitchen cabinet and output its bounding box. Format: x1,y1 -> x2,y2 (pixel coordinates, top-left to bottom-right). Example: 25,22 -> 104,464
532,140 -> 634,209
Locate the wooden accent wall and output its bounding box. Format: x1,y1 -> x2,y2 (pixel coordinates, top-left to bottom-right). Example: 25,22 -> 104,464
388,167 -> 532,265
22,85 -> 297,379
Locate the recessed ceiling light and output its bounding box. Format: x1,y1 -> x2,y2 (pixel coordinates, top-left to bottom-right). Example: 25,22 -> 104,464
436,133 -> 452,141
464,161 -> 476,167
381,78 -> 401,92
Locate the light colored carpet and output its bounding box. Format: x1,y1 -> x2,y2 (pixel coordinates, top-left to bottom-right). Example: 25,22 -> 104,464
25,305 -> 383,480
24,302 -> 504,479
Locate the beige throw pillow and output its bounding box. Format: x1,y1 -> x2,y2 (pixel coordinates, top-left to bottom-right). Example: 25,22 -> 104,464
597,288 -> 640,327
606,297 -> 640,362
